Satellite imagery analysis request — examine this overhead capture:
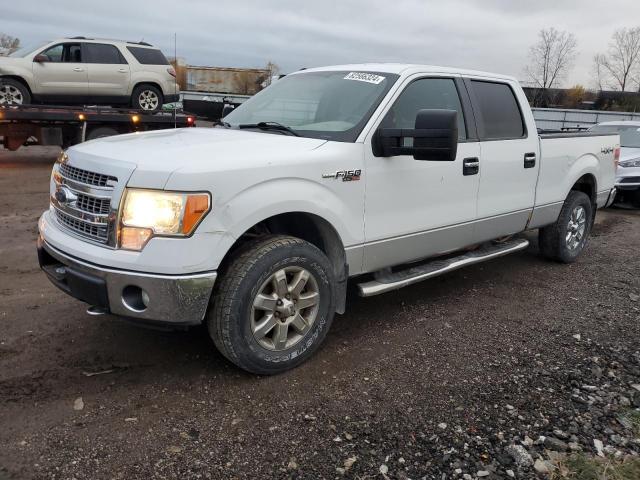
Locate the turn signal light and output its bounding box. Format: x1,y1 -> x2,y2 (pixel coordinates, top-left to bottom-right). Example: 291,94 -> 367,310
614,147 -> 620,168
120,227 -> 153,251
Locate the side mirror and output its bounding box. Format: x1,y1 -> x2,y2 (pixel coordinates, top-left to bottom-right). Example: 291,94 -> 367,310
33,54 -> 49,63
221,103 -> 235,118
373,109 -> 458,161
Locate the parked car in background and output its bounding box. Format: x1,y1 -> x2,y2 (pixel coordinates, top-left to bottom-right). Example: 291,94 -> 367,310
589,121 -> 640,206
0,37 -> 179,111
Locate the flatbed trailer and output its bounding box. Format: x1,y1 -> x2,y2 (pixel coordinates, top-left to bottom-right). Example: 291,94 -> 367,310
0,105 -> 195,151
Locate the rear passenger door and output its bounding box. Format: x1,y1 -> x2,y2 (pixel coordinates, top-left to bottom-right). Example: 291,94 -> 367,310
465,78 -> 540,242
84,43 -> 130,101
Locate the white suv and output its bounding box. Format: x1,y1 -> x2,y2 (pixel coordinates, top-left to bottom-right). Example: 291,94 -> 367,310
0,37 -> 179,111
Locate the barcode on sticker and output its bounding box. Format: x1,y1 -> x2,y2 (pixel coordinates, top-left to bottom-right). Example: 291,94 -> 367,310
344,72 -> 386,85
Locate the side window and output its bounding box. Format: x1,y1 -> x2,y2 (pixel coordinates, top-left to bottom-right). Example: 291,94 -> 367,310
126,47 -> 169,65
85,43 -> 127,64
381,78 -> 467,140
40,43 -> 82,63
470,81 -> 525,140
40,44 -> 63,62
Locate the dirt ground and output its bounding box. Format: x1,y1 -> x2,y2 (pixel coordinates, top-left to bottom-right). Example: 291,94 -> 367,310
1,146 -> 639,480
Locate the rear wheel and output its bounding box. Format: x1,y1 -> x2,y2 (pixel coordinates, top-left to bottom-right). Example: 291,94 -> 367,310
0,79 -> 31,106
131,84 -> 162,112
207,235 -> 336,375
539,191 -> 593,263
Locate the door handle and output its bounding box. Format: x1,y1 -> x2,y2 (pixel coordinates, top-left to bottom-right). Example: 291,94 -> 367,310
463,157 -> 479,176
118,68 -> 128,73
524,152 -> 537,168
73,67 -> 84,72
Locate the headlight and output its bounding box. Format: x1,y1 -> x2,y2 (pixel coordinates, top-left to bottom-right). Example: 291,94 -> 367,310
119,189 -> 211,250
619,159 -> 640,168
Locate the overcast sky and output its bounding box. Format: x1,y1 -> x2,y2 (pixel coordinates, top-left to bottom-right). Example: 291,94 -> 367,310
4,0 -> 640,88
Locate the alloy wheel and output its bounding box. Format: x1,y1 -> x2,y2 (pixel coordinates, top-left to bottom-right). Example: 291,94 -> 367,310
250,267 -> 320,351
566,205 -> 587,250
0,84 -> 24,105
138,90 -> 159,110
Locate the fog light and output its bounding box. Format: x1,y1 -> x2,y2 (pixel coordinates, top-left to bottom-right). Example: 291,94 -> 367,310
122,285 -> 148,312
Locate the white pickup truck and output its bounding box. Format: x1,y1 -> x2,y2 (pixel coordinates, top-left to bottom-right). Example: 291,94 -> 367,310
38,64 -> 619,374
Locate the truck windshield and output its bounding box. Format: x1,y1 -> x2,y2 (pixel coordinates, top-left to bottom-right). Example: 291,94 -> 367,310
589,124 -> 640,148
224,71 -> 399,142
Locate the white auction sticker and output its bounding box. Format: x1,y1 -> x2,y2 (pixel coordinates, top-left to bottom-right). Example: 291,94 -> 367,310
344,72 -> 386,85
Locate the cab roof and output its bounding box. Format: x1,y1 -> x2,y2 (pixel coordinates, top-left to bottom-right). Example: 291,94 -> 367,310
300,63 -> 517,82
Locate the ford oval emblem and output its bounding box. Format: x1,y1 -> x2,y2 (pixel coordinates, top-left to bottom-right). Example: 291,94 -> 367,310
55,186 -> 78,205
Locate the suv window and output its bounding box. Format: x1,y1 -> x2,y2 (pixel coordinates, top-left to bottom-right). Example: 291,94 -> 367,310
40,43 -> 82,63
85,43 -> 126,64
381,78 -> 467,140
126,46 -> 169,65
470,80 -> 525,140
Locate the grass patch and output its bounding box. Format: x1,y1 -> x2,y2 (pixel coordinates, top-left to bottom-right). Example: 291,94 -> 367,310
621,409 -> 640,437
552,454 -> 640,480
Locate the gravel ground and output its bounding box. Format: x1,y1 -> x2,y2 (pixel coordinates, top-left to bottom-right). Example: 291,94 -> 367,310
1,146 -> 639,480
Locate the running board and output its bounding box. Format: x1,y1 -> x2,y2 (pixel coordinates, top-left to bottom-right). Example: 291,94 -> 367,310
357,238 -> 530,297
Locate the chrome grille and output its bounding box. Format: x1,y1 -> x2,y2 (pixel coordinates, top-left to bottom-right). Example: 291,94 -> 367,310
52,161 -> 118,245
59,163 -> 117,188
76,194 -> 111,214
54,209 -> 109,242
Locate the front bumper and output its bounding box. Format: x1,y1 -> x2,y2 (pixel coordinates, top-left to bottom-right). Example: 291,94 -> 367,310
37,236 -> 216,325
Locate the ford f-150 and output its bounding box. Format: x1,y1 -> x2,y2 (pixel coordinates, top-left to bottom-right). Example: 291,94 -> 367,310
37,64 -> 619,374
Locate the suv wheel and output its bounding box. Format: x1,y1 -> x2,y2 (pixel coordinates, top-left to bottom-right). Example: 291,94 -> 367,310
207,235 -> 336,375
0,79 -> 31,106
131,84 -> 162,112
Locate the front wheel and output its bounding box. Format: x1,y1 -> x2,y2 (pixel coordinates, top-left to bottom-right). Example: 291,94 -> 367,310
0,78 -> 31,106
539,191 -> 593,263
207,235 -> 336,374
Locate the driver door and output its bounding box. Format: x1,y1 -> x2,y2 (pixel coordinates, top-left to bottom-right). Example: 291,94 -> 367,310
32,42 -> 89,102
362,75 -> 481,272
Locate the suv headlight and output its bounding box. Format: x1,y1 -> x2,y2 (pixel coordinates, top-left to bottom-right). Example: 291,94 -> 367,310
619,159 -> 640,168
119,189 -> 211,250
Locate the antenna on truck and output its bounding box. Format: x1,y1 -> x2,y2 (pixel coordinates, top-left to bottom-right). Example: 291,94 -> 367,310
174,32 -> 177,129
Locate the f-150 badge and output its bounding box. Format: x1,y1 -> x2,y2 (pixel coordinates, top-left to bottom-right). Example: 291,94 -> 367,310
322,169 -> 361,181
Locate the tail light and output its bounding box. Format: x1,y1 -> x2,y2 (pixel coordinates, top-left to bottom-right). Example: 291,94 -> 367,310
167,67 -> 176,78
187,116 -> 195,126
614,147 -> 620,168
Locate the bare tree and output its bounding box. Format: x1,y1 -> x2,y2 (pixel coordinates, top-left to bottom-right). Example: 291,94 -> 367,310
0,33 -> 20,55
592,54 -> 607,91
525,28 -> 578,90
594,27 -> 640,91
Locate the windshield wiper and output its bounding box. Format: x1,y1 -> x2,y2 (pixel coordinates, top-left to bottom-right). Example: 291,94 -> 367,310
238,121 -> 300,137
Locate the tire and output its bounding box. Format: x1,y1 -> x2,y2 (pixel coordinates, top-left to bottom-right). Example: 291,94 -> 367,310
86,126 -> 119,141
207,235 -> 336,375
0,78 -> 31,106
131,84 -> 163,112
539,191 -> 593,263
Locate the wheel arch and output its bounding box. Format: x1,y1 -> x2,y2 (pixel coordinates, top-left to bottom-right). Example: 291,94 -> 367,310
131,81 -> 164,100
0,75 -> 33,96
220,211 -> 349,314
570,173 -> 597,205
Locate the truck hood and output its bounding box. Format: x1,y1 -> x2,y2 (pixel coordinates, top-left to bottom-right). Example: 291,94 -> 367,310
68,127 -> 328,188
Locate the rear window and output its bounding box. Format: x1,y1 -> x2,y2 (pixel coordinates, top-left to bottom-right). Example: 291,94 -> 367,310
85,43 -> 126,64
470,80 -> 525,140
126,46 -> 169,65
